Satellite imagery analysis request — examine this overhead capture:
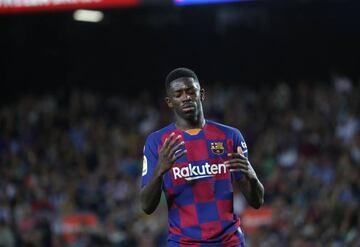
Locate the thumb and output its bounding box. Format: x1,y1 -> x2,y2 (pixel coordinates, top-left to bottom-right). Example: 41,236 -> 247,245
237,146 -> 244,155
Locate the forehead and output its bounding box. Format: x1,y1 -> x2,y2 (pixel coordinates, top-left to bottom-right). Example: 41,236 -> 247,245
168,77 -> 200,92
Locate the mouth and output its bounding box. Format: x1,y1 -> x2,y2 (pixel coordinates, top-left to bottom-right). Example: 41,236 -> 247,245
182,103 -> 196,112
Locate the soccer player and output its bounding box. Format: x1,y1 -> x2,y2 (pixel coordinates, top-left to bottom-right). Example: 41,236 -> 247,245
140,68 -> 264,247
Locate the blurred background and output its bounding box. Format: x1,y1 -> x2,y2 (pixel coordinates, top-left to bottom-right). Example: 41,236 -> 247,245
1,0 -> 360,246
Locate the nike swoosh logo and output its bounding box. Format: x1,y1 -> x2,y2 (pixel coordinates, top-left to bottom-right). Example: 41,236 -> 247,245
184,175 -> 213,181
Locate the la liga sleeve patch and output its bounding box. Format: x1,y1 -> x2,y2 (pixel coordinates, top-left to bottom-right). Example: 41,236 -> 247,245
142,155 -> 148,176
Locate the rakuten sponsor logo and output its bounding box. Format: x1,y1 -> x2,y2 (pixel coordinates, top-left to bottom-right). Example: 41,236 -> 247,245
172,163 -> 227,181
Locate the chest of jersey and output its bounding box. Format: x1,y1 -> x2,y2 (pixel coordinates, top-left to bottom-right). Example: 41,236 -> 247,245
162,139 -> 235,213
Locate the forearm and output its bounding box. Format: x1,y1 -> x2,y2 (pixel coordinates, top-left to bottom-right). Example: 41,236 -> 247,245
239,177 -> 264,209
140,168 -> 164,214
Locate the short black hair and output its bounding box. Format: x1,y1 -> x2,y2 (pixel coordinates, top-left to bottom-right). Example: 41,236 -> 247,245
165,67 -> 199,91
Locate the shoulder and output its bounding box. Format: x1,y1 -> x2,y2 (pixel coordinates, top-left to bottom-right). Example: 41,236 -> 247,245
207,120 -> 248,153
145,123 -> 176,144
206,119 -> 244,137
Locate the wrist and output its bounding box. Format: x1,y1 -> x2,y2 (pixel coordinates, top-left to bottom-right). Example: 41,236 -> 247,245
249,176 -> 259,183
154,165 -> 165,179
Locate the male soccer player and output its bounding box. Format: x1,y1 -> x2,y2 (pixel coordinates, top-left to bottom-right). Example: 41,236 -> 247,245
140,68 -> 264,247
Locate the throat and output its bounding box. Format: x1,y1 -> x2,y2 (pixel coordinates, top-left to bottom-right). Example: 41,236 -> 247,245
175,116 -> 205,131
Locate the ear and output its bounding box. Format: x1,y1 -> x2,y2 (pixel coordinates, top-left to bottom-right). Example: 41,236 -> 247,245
200,88 -> 205,101
165,96 -> 173,108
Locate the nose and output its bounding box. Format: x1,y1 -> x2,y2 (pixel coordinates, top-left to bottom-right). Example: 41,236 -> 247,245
181,91 -> 191,101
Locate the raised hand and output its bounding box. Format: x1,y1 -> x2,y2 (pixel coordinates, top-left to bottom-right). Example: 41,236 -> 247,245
224,146 -> 257,180
157,132 -> 187,176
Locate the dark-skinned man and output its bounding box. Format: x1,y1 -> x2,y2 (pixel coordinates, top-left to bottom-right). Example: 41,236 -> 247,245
140,68 -> 264,247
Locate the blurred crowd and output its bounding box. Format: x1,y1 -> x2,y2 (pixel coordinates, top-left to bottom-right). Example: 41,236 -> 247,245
0,75 -> 359,247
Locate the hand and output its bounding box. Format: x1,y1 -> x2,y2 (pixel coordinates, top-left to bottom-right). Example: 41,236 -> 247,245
225,146 -> 257,180
156,132 -> 186,176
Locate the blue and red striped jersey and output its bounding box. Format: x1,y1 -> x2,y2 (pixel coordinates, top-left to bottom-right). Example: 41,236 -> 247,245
141,119 -> 248,247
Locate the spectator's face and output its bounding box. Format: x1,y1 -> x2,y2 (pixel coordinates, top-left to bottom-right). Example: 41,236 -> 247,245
165,77 -> 204,120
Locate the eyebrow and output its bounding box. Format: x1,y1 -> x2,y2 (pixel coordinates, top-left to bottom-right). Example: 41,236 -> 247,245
172,86 -> 197,93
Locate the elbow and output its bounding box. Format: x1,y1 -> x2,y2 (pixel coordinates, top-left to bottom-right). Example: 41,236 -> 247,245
140,190 -> 155,215
251,198 -> 264,209
141,204 -> 155,215
252,202 -> 262,209
251,183 -> 265,209
140,193 -> 155,215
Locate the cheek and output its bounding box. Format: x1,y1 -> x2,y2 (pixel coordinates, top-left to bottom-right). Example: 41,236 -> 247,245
171,100 -> 181,109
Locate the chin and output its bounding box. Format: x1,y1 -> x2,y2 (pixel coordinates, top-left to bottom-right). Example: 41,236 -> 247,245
176,108 -> 198,120
182,111 -> 197,120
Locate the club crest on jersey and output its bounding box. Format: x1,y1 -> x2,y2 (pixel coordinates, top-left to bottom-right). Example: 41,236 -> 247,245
211,142 -> 224,155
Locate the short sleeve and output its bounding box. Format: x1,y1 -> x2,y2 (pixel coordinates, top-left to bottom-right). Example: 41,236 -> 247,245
233,128 -> 249,158
232,128 -> 249,180
141,134 -> 159,188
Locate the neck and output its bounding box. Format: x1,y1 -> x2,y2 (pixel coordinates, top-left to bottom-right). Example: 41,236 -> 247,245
174,112 -> 205,130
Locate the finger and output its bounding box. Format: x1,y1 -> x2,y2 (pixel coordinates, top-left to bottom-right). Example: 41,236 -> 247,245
168,141 -> 185,157
229,168 -> 243,172
224,161 -> 248,170
227,164 -> 248,172
171,149 -> 187,163
230,168 -> 248,174
225,160 -> 248,169
224,159 -> 248,165
227,152 -> 246,160
226,163 -> 248,170
162,132 -> 175,149
168,135 -> 182,149
227,152 -> 242,158
163,133 -> 179,152
237,146 -> 244,155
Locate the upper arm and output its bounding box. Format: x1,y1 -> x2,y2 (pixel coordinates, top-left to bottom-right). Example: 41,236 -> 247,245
141,134 -> 159,188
